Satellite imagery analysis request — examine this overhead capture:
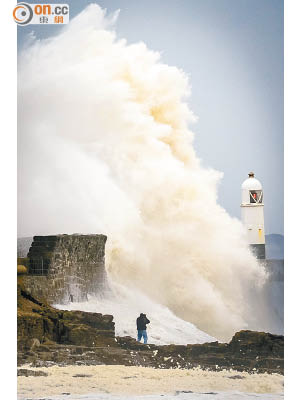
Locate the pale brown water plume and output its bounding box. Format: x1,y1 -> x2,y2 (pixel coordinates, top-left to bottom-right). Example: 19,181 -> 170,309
18,4 -> 269,341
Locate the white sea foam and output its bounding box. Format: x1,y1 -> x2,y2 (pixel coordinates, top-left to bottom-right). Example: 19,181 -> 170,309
17,365 -> 283,400
18,392 -> 283,400
55,281 -> 216,345
18,4 -> 279,341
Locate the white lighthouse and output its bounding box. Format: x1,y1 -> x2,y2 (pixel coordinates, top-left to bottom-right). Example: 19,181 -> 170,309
241,172 -> 266,259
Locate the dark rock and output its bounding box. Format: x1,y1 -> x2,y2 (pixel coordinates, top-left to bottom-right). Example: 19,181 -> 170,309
228,375 -> 246,379
18,282 -> 115,352
18,369 -> 48,377
18,271 -> 283,374
29,338 -> 40,351
122,376 -> 137,379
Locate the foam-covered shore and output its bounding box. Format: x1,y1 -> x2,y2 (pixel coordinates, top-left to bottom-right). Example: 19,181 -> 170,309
18,364 -> 283,399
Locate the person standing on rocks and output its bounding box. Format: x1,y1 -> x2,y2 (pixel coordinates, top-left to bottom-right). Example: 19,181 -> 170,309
136,313 -> 150,344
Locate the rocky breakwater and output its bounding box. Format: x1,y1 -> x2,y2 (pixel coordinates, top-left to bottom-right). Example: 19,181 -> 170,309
18,265 -> 115,365
18,266 -> 283,374
115,331 -> 283,374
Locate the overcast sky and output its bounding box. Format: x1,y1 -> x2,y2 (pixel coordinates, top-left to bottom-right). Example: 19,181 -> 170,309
18,0 -> 283,234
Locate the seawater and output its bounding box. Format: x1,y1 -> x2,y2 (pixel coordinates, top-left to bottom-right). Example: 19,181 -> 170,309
55,282 -> 216,345
18,391 -> 283,400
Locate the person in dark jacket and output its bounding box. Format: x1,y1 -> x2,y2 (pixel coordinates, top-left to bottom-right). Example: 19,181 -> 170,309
136,313 -> 150,344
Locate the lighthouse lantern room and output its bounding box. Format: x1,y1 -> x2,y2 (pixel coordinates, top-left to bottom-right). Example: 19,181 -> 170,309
241,172 -> 266,259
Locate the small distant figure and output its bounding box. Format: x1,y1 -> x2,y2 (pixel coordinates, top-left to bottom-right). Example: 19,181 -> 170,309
69,294 -> 74,303
136,313 -> 150,344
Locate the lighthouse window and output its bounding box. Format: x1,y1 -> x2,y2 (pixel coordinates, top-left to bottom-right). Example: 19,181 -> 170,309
250,190 -> 263,204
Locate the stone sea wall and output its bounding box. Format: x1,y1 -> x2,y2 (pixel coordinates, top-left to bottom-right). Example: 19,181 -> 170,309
22,234 -> 108,304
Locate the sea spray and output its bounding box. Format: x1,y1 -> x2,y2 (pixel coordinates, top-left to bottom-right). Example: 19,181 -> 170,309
55,281 -> 217,345
18,4 -> 269,340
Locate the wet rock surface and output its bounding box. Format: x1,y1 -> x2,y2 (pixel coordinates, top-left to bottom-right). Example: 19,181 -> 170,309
18,278 -> 283,375
18,369 -> 48,377
17,273 -> 115,354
